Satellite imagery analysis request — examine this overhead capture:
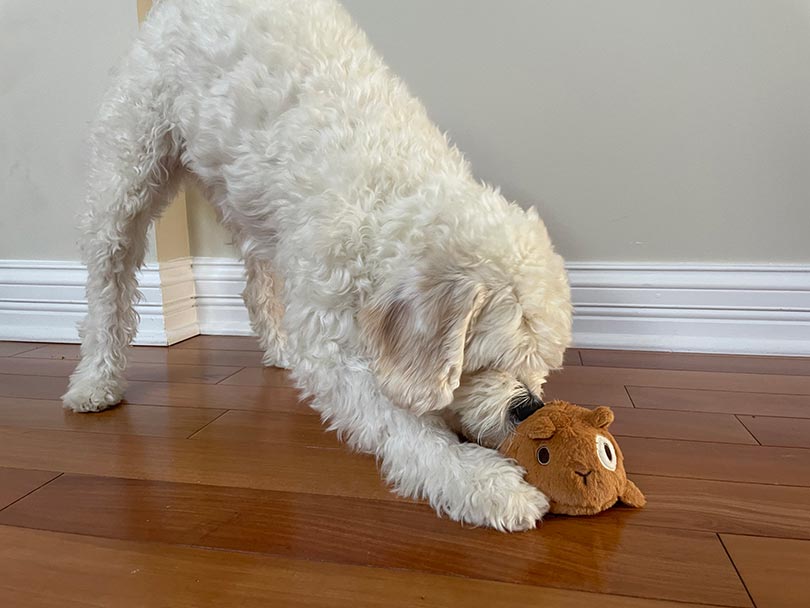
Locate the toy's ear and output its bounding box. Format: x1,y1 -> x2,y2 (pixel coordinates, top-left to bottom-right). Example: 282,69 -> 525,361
619,478 -> 646,508
359,268 -> 487,415
588,406 -> 614,429
526,417 -> 556,440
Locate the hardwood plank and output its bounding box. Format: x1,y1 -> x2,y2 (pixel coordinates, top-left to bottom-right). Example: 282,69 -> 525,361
563,349 -> 582,366
548,366 -> 810,395
189,410 -> 339,448
0,357 -> 77,375
218,366 -> 295,387
599,475 -> 810,540
736,415 -> 810,448
543,382 -> 634,407
193,405 -> 758,447
610,408 -> 757,444
173,335 -> 262,351
620,437 -> 810,486
0,526 -> 718,608
17,343 -> 266,368
0,374 -> 73,400
0,341 -> 40,357
0,397 -> 225,438
123,381 -> 305,411
0,357 -> 243,384
0,475 -> 751,607
721,534 -> 810,608
0,468 -> 59,510
0,426 -> 391,500
580,349 -> 810,376
0,374 -> 305,411
628,386 -> 810,418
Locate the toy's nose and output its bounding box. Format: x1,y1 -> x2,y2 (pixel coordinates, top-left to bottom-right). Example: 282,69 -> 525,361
575,470 -> 593,486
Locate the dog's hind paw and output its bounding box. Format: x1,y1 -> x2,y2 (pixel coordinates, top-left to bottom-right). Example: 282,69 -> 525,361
62,376 -> 124,413
262,354 -> 291,370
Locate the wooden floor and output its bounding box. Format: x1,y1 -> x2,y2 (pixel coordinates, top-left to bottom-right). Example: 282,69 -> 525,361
1,338 -> 809,607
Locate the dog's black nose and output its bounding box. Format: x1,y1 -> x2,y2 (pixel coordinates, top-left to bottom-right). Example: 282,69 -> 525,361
509,392 -> 544,423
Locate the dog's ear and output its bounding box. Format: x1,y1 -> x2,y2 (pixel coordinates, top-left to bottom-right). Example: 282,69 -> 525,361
359,270 -> 487,415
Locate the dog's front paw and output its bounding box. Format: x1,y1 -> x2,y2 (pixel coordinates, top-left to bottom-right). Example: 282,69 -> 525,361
471,475 -> 549,532
446,446 -> 550,532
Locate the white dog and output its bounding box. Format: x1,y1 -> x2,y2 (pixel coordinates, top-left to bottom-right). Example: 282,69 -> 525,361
64,0 -> 572,531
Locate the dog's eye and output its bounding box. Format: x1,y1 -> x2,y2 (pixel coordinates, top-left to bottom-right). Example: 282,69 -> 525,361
536,446 -> 551,465
595,435 -> 617,471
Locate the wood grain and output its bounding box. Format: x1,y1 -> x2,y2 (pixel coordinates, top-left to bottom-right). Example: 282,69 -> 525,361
0,374 -> 306,411
189,410 -> 339,448
0,373 -> 73,400
0,468 -> 59,510
173,335 -> 262,351
627,386 -> 810,417
598,475 -> 810,540
0,342 -> 40,357
0,426 -> 391,500
0,357 -> 243,384
0,525 -> 721,608
549,365 -> 810,395
580,349 -> 810,376
620,437 -> 810,486
124,381 -> 305,411
218,366 -> 296,387
0,475 -> 751,607
722,534 -> 810,608
563,349 -> 582,366
736,415 -> 810,448
0,397 -> 225,438
16,343 -> 266,367
2,340 -> 807,606
610,408 -> 758,444
543,382 -> 634,407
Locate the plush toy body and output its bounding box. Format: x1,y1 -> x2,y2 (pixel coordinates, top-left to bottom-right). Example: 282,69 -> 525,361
501,401 -> 646,516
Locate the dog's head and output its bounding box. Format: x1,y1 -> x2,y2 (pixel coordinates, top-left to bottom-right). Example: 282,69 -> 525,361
359,205 -> 572,447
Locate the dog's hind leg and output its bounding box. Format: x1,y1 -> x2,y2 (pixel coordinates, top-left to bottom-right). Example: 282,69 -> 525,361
243,256 -> 290,368
63,60 -> 182,412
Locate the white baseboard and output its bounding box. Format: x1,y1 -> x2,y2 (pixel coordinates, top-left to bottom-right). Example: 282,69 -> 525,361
2,257 -> 808,356
190,258 -> 810,357
567,263 -> 810,356
0,258 -> 197,346
192,258 -> 252,336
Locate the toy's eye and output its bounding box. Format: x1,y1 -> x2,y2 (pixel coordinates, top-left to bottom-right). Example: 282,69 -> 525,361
536,446 -> 551,465
596,435 -> 617,471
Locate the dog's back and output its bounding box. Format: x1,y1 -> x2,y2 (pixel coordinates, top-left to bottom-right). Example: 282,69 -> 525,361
136,0 -> 470,251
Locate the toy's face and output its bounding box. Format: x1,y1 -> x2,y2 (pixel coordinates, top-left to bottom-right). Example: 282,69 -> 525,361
501,402 -> 646,516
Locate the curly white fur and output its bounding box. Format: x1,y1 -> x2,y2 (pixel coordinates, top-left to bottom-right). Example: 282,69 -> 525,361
63,0 -> 572,531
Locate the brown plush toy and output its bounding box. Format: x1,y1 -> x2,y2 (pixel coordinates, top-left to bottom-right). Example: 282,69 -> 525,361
501,401 -> 646,516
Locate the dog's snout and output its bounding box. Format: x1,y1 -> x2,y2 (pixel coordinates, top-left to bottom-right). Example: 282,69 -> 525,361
509,390 -> 544,424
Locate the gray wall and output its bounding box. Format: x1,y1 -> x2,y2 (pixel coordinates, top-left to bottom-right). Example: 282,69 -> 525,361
340,0 -> 810,263
0,0 -> 142,260
3,1 -> 808,264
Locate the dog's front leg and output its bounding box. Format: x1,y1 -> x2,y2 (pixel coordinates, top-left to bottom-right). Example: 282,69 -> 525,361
294,352 -> 549,531
376,408 -> 550,532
